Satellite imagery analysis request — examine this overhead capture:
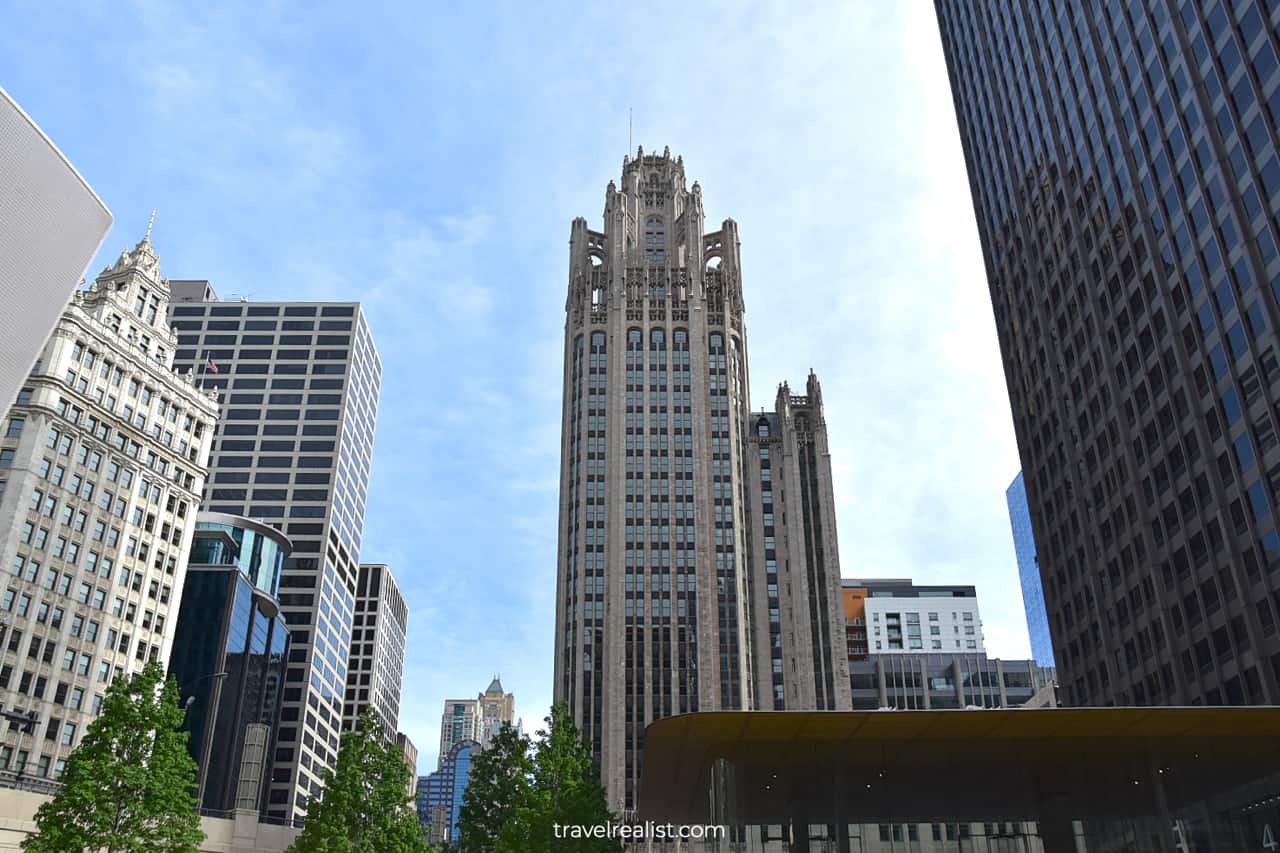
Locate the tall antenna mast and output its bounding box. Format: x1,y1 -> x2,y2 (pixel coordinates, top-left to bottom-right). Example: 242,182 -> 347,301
145,208 -> 157,240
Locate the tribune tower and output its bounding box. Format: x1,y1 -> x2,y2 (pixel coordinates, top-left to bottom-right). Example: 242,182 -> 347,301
553,148 -> 757,812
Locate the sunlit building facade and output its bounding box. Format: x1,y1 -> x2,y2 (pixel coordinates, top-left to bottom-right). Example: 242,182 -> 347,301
0,235 -> 217,782
167,286 -> 382,818
553,148 -> 758,812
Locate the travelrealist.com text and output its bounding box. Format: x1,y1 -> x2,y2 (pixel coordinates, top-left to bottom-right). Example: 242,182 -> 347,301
553,822 -> 727,841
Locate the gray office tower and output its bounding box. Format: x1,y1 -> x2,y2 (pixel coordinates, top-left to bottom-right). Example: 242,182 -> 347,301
936,1 -> 1280,706
167,283 -> 381,818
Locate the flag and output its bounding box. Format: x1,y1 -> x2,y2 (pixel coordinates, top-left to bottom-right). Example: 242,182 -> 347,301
78,276 -> 85,286
206,357 -> 219,374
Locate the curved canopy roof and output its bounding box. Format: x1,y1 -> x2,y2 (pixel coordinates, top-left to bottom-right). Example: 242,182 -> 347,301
638,708 -> 1280,824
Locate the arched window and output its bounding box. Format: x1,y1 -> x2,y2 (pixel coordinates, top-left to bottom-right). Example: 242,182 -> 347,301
645,216 -> 665,263
756,418 -> 770,438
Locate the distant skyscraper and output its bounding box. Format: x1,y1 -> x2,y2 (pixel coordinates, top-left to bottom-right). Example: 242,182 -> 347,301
554,148 -> 759,812
1006,471 -> 1054,667
745,375 -> 850,711
167,286 -> 382,817
0,235 -> 217,781
437,697 -> 479,762
437,677 -> 515,763
936,0 -> 1280,706
343,562 -> 407,734
0,87 -> 112,412
475,676 -> 515,745
417,738 -> 479,845
169,512 -> 291,812
842,579 -> 986,656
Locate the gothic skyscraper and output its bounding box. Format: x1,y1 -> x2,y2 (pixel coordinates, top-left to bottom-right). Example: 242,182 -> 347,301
553,148 -> 757,812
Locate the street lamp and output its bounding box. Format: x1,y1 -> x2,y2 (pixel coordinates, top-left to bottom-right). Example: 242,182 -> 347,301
1,709 -> 38,786
181,671 -> 229,807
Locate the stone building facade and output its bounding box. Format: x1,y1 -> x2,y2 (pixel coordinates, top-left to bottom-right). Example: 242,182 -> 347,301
0,233 -> 218,781
744,375 -> 851,711
553,148 -> 760,813
554,149 -> 864,813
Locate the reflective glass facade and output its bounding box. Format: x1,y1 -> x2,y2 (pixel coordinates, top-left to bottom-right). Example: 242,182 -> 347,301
191,513 -> 287,597
416,738 -> 478,844
937,0 -> 1280,707
1007,471 -> 1055,666
170,515 -> 291,813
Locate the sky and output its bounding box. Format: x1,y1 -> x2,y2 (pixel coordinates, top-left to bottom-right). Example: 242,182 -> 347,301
2,0 -> 1027,773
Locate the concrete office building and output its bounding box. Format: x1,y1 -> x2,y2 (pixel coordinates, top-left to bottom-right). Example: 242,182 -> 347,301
169,513 -> 291,813
936,0 -> 1280,706
843,579 -> 985,656
342,562 -> 407,734
396,731 -> 417,798
0,87 -> 112,412
744,376 -> 850,711
1007,471 -> 1055,667
849,652 -> 1057,711
167,284 -> 382,818
554,148 -> 763,813
0,234 -> 218,781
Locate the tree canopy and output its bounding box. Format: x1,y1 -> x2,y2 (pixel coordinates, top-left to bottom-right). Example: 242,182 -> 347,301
456,703 -> 619,853
285,711 -> 431,853
22,661 -> 204,853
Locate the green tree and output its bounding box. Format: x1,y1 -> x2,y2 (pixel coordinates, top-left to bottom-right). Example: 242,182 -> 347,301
456,705 -> 619,853
286,711 -> 431,853
456,724 -> 532,853
520,704 -> 619,853
22,661 -> 204,853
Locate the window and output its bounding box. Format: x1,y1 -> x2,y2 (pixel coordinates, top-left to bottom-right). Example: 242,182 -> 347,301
644,216 -> 665,263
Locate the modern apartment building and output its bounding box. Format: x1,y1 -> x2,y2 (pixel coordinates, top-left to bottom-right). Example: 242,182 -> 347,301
553,148 -> 761,812
343,562 -> 407,734
169,513 -> 291,812
0,87 -> 112,412
0,234 -> 218,782
166,285 -> 382,818
843,579 -> 986,657
1007,471 -> 1055,667
936,0 -> 1280,705
744,375 -> 850,711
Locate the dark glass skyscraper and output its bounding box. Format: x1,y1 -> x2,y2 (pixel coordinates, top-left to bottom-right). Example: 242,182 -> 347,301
937,0 -> 1280,707
170,513 -> 290,813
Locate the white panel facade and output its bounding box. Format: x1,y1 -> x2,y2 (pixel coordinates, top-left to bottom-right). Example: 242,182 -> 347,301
0,88 -> 112,412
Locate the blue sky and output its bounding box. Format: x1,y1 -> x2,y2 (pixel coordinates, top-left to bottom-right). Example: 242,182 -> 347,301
3,1 -> 1027,772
